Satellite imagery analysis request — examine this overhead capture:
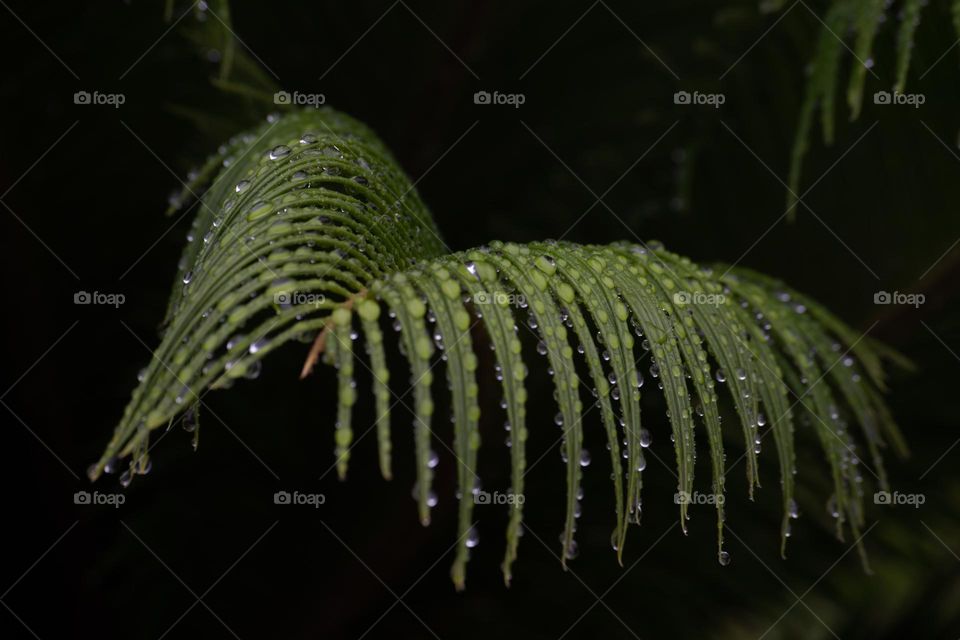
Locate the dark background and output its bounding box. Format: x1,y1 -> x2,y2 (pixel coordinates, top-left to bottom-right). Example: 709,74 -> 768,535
1,1 -> 959,638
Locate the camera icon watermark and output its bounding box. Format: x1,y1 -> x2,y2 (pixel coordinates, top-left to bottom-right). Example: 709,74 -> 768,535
473,90 -> 526,108
873,90 -> 924,108
474,490 -> 525,505
274,291 -> 326,307
674,90 -> 725,108
74,490 -> 125,508
673,291 -> 726,307
674,491 -> 724,505
473,290 -> 526,307
873,491 -> 925,508
274,90 -> 326,108
874,290 -> 924,308
74,290 -> 126,308
273,490 -> 326,508
74,90 -> 126,108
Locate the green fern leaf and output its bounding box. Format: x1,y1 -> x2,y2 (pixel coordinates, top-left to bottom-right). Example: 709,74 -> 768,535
90,108 -> 906,588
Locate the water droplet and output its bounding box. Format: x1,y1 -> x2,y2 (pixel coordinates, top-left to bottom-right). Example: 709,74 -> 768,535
268,145 -> 290,160
464,260 -> 480,281
639,429 -> 652,448
718,550 -> 731,566
182,271 -> 194,285
826,494 -> 840,518
427,450 -> 439,469
119,469 -> 133,488
103,456 -> 119,474
244,360 -> 262,379
235,180 -> 250,193
182,407 -> 197,432
715,368 -> 727,383
579,449 -> 591,467
466,526 -> 480,548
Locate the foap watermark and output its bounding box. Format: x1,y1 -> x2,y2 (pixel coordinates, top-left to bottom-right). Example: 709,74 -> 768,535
674,491 -> 725,506
673,291 -> 726,307
474,90 -> 525,108
474,490 -> 525,506
874,490 -> 925,508
74,290 -> 126,308
874,290 -> 924,308
274,90 -> 326,108
873,90 -> 924,108
472,290 -> 527,308
274,490 -> 326,508
74,490 -> 125,508
674,90 -> 725,108
74,90 -> 125,108
274,291 -> 326,307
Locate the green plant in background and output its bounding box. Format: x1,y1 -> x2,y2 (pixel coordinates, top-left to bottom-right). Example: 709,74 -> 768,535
787,0 -> 948,214
87,107 -> 909,590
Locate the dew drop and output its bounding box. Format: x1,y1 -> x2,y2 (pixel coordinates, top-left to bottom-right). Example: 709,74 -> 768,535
268,145 -> 290,160
788,498 -> 799,519
244,360 -> 262,380
464,260 -> 480,281
639,429 -> 653,448
466,526 -> 480,548
579,449 -> 592,467
103,456 -> 119,474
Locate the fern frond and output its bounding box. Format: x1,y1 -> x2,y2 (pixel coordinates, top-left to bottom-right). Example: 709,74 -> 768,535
90,108 -> 906,588
786,0 -> 942,212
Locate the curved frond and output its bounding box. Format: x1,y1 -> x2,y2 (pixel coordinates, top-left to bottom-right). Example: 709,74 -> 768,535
90,108 -> 906,588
